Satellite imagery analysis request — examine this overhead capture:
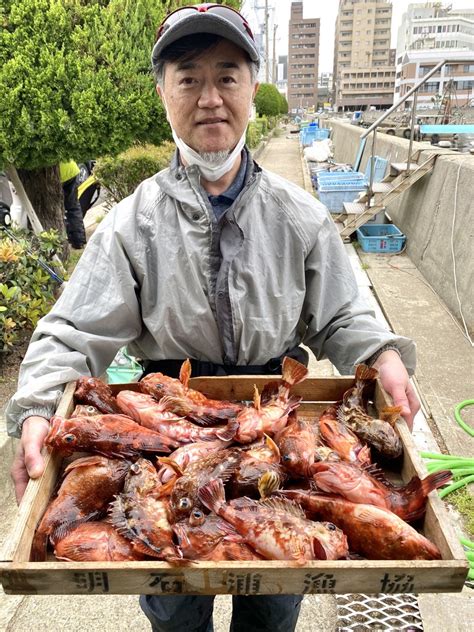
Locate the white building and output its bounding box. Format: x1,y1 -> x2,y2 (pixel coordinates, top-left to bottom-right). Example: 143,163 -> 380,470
395,3 -> 474,103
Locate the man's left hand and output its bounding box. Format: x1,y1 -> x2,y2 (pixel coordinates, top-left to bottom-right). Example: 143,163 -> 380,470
371,350 -> 420,431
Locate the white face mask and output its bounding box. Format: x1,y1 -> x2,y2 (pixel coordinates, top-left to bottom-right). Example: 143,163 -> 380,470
170,127 -> 247,182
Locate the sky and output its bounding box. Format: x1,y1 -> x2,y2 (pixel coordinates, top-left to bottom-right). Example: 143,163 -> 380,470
246,0 -> 474,73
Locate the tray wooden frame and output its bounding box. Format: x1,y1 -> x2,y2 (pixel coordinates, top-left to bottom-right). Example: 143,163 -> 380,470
0,376 -> 468,595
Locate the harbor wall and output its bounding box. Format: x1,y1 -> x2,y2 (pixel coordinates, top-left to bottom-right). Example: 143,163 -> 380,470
326,119 -> 474,333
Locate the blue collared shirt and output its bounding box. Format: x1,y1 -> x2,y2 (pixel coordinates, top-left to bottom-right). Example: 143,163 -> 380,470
207,151 -> 248,220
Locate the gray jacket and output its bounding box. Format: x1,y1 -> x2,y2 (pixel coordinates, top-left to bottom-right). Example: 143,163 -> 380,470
6,156 -> 415,437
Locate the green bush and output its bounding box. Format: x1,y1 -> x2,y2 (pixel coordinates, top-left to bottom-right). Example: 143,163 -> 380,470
94,141 -> 175,203
255,83 -> 282,117
0,229 -> 64,353
246,122 -> 262,149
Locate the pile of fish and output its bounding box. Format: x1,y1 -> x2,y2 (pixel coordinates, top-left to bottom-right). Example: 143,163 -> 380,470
32,359 -> 450,564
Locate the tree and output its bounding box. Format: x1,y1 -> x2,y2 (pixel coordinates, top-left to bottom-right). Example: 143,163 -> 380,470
0,0 -> 172,241
254,83 -> 282,117
278,92 -> 288,115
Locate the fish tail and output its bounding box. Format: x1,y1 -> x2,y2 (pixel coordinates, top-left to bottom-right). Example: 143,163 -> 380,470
355,364 -> 378,383
403,470 -> 452,498
258,470 -> 281,498
179,359 -> 191,388
282,356 -> 308,387
216,419 -> 239,441
380,406 -> 403,426
253,385 -> 261,412
198,478 -> 225,513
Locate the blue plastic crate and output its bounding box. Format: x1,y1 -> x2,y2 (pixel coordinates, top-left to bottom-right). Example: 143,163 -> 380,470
364,156 -> 388,183
313,128 -> 330,140
318,180 -> 367,212
356,224 -> 406,253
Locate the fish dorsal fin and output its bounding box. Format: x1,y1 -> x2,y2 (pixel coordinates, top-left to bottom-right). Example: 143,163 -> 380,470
336,406 -> 347,425
253,385 -> 261,411
179,359 -> 192,388
282,356 -> 309,386
258,497 -> 306,520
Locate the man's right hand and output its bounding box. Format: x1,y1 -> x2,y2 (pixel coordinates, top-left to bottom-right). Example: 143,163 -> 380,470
11,416 -> 50,504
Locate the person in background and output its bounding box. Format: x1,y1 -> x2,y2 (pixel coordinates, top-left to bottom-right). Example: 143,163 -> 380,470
8,4 -> 420,631
59,160 -> 86,249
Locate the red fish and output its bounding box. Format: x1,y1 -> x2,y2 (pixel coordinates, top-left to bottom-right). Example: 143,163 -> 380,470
54,522 -> 145,561
156,439 -> 232,486
199,478 -> 347,563
280,489 -> 442,560
339,364 -> 403,459
74,376 -> 122,414
318,405 -> 371,465
116,390 -> 238,443
173,512 -> 263,561
234,357 -> 308,444
45,414 -> 178,458
228,435 -> 285,498
140,359 -> 243,424
168,448 -> 242,521
311,461 -> 451,521
109,458 -> 182,561
31,455 -> 130,561
275,412 -> 319,478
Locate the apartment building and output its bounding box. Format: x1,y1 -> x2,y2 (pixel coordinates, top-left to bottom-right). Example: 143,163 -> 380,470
395,3 -> 474,103
287,2 -> 320,112
333,0 -> 395,111
397,3 -> 474,58
397,50 -> 474,109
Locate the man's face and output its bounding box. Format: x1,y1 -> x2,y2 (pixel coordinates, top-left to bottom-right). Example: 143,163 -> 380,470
157,39 -> 258,155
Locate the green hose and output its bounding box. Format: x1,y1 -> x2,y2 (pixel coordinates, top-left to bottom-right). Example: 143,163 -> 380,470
455,399 -> 474,438
420,399 -> 473,584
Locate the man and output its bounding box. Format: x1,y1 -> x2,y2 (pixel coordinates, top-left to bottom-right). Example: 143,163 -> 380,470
59,160 -> 87,249
7,4 -> 419,631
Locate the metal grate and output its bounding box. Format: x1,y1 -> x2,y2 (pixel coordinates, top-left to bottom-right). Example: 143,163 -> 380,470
335,593 -> 423,631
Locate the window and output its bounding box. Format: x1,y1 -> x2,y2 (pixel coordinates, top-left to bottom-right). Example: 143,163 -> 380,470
463,64 -> 474,73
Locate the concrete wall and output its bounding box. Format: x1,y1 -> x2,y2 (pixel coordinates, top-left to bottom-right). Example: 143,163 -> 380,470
327,119 -> 474,333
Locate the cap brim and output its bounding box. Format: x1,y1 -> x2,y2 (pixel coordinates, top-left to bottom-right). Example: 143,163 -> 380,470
151,13 -> 260,68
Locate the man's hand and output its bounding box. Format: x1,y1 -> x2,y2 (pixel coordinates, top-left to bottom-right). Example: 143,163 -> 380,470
11,416 -> 50,504
371,350 -> 420,431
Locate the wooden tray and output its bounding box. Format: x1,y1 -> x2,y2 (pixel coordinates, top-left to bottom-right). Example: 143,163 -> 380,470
0,377 -> 468,595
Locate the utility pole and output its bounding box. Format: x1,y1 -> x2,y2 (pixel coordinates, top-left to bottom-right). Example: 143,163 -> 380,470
265,0 -> 269,83
272,23 -> 278,84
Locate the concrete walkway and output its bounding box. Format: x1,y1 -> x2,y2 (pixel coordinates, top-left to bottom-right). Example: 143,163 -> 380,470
1,127 -> 473,631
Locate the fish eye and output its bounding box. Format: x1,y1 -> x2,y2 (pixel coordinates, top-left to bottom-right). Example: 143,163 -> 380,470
179,497 -> 191,509
327,523 -> 336,531
64,434 -> 75,443
282,454 -> 292,462
192,509 -> 203,519
130,463 -> 141,474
